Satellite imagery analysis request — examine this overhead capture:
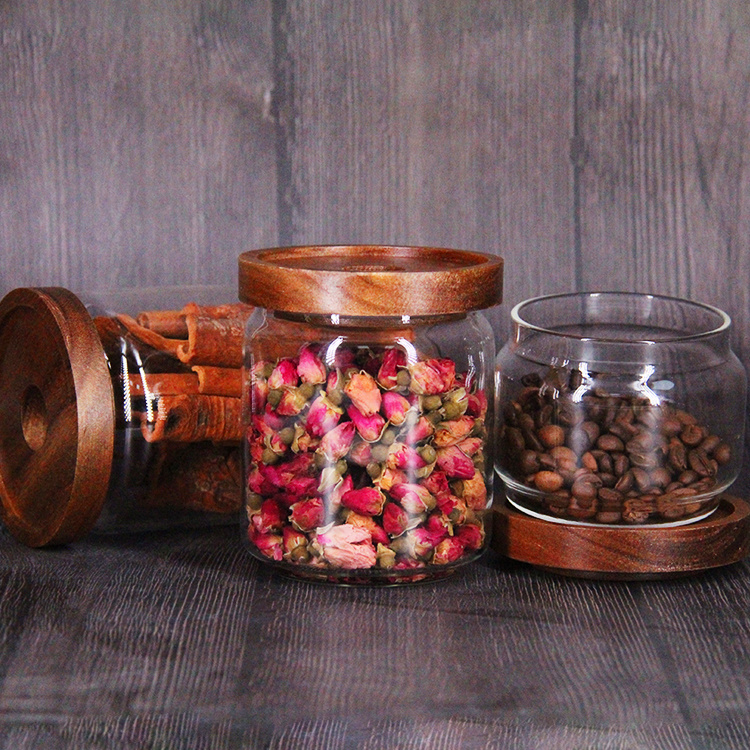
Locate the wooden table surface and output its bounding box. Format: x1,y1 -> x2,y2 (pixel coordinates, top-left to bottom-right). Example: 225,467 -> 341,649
2,501 -> 750,749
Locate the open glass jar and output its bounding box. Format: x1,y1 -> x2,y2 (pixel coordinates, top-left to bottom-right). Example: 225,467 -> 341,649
0,285 -> 246,546
495,292 -> 746,526
239,245 -> 503,584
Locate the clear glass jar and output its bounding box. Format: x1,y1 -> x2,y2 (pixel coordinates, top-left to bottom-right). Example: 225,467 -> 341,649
0,285 -> 247,546
495,292 -> 746,526
239,245 -> 503,584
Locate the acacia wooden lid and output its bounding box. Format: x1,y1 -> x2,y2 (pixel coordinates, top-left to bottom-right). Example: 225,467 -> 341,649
238,245 -> 503,315
0,287 -> 115,546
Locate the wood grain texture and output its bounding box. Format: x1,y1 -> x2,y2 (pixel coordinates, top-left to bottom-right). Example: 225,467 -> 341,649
2,524 -> 750,747
0,0 -> 277,292
274,1 -> 577,315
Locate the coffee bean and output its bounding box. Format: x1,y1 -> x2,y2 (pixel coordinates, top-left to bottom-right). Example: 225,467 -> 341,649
534,470 -> 564,493
538,424 -> 566,449
596,434 -> 625,453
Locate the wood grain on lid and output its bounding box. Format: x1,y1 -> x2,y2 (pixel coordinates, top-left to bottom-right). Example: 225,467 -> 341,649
238,245 -> 503,315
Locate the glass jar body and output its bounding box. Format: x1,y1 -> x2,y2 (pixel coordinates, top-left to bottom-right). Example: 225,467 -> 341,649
243,308 -> 496,584
495,293 -> 746,526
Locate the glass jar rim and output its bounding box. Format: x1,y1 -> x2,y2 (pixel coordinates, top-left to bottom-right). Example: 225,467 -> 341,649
511,291 -> 731,344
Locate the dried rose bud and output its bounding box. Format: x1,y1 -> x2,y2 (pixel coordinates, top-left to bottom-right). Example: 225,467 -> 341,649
436,494 -> 468,524
456,523 -> 484,551
346,512 -> 389,546
315,524 -> 377,569
348,440 -> 373,466
412,527 -> 446,559
460,470 -> 488,510
408,358 -> 456,395
290,496 -> 325,532
251,498 -> 285,534
433,416 -> 475,448
252,378 -> 269,411
290,424 -> 318,453
403,415 -> 435,444
252,416 -> 287,456
382,502 -> 409,537
456,437 -> 483,457
341,486 -> 387,516
347,404 -> 387,442
268,359 -> 298,389
425,511 -> 453,538
297,344 -> 327,384
466,390 -> 488,419
382,391 -> 413,426
387,443 -> 428,473
282,526 -> 309,561
249,529 -> 283,561
376,543 -> 396,569
436,445 -> 476,479
432,536 -> 466,565
276,387 -> 310,416
318,421 -> 356,460
306,393 -> 343,437
390,483 -> 437,514
376,466 -> 408,492
377,347 -> 407,389
422,470 -> 451,499
442,387 -> 469,418
281,475 -> 320,503
344,370 -> 382,416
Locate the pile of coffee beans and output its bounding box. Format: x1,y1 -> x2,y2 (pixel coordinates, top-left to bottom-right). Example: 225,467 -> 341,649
498,368 -> 731,524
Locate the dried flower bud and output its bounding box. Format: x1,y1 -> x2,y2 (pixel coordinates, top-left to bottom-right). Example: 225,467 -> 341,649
382,391 -> 413,426
433,416 -> 475,448
436,494 -> 468,524
249,529 -> 283,561
456,437 -> 483,457
268,359 -> 298,390
377,348 -> 407,389
460,470 -> 488,510
290,496 -> 325,532
382,502 -> 409,536
318,421 -> 356,460
376,466 -> 408,492
251,498 -> 285,534
306,393 -> 343,437
432,536 -> 466,565
408,358 -> 456,395
387,443 -> 428,473
425,511 -> 453,538
344,370 -> 382,416
422,470 -> 451,499
455,523 -> 484,551
347,404 -> 387,442
403,415 -> 435,444
341,486 -> 387,516
315,524 -> 377,569
390,483 -> 437,514
435,445 -> 476,479
376,543 -> 396,569
297,345 -> 327,384
346,512 -> 389,545
276,387 -> 310,416
283,526 -> 309,562
466,390 -> 488,419
348,440 -> 373,466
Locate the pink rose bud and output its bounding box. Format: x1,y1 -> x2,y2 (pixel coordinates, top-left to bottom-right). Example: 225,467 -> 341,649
436,445 -> 476,479
408,358 -> 456,395
344,371 -> 382,416
249,529 -> 283,561
290,496 -> 325,532
348,440 -> 373,466
306,393 -> 343,437
387,444 -> 427,472
376,466 -> 407,492
382,391 -> 412,426
456,437 -> 483,457
268,358 -> 298,389
404,416 -> 434,444
318,421 -> 356,460
347,404 -> 386,442
382,502 -> 409,537
377,347 -> 407,389
297,345 -> 327,384
390,483 -> 436,514
283,475 -> 320,502
334,347 -> 357,370
466,390 -> 488,418
316,525 -> 377,569
341,486 -> 387,516
432,536 -> 466,565
276,387 -> 309,416
327,368 -> 343,391
456,523 -> 485,551
251,498 -> 285,534
247,465 -> 273,495
425,511 -> 452,538
421,470 -> 451,499
412,527 -> 444,559
346,512 -> 389,546
460,470 -> 488,510
436,494 -> 468,524
433,416 -> 476,448
252,378 -> 269,411
326,473 -> 353,511
283,526 -> 308,556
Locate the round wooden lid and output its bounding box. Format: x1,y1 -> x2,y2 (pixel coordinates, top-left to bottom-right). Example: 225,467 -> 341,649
0,287 -> 115,546
238,245 -> 503,316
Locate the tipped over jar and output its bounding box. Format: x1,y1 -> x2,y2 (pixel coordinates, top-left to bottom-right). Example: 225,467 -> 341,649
495,292 -> 746,526
239,245 -> 503,584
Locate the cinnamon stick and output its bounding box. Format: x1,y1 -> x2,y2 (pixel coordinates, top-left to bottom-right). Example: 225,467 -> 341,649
191,365 -> 243,398
176,312 -> 249,368
127,372 -> 200,397
136,309 -> 189,339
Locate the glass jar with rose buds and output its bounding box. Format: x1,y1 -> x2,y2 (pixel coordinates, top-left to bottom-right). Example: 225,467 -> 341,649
238,245 -> 503,584
495,292 -> 746,527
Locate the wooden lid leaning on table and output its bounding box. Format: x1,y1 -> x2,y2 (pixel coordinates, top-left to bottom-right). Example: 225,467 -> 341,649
238,245 -> 504,316
0,287 -> 116,547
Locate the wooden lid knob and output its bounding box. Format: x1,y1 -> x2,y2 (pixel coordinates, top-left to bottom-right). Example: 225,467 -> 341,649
0,287 -> 115,546
238,245 -> 503,316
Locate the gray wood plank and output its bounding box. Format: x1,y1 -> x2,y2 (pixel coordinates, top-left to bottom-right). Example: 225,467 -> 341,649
0,0 -> 277,293
276,0 -> 577,315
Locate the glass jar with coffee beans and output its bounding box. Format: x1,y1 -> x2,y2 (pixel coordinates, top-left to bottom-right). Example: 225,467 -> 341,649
495,292 -> 746,526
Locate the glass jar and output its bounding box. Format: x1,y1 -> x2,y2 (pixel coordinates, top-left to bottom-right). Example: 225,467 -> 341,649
495,292 -> 746,526
0,285 -> 248,546
239,245 -> 503,584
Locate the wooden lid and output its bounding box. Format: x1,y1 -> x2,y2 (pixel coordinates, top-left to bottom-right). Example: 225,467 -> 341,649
238,245 -> 503,316
0,287 -> 115,546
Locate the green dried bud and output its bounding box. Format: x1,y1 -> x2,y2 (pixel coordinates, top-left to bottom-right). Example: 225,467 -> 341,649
261,362 -> 275,379
246,492 -> 263,512
396,370 -> 411,388
314,451 -> 329,470
298,382 -> 316,400
336,458 -> 348,476
327,388 -> 344,406
426,409 -> 444,425
278,426 -> 296,445
366,462 -> 382,479
442,401 -> 463,420
267,389 -> 282,408
261,447 -> 280,465
376,543 -> 396,569
370,444 -> 390,463
381,428 -> 397,446
418,444 -> 437,464
422,394 -> 443,411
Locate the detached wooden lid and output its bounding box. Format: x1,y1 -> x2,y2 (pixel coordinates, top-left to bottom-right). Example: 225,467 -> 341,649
0,287 -> 115,546
238,245 -> 503,316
